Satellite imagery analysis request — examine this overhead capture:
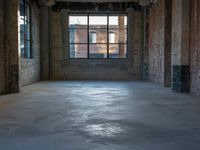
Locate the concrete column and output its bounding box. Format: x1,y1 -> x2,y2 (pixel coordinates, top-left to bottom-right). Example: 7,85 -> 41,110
128,9 -> 143,80
126,8 -> 143,80
4,0 -> 20,93
119,16 -> 125,58
142,7 -> 148,80
172,0 -> 190,92
40,5 -> 50,80
127,8 -> 134,61
61,9 -> 69,59
164,0 -> 172,87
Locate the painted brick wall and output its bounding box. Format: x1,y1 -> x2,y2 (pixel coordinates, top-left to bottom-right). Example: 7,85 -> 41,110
20,3 -> 40,86
48,10 -> 143,80
190,0 -> 200,96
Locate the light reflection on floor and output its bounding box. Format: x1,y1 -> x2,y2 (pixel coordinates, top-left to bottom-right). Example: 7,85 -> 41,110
83,123 -> 125,137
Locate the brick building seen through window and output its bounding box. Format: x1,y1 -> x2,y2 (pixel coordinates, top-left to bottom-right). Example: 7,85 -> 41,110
69,14 -> 127,59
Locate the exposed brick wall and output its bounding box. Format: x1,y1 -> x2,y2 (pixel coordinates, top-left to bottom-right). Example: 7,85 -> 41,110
49,10 -> 143,80
164,0 -> 172,87
0,0 -> 20,94
190,0 -> 200,96
148,0 -> 165,85
132,11 -> 143,80
148,0 -> 171,86
0,0 -> 5,94
5,0 -> 20,93
20,3 -> 40,86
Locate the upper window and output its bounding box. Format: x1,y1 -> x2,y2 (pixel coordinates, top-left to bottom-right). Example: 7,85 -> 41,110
69,14 -> 127,59
19,0 -> 33,59
109,32 -> 115,44
90,32 -> 97,44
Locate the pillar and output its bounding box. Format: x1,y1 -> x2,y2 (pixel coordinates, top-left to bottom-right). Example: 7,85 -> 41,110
40,5 -> 51,80
172,0 -> 190,92
4,0 -> 20,93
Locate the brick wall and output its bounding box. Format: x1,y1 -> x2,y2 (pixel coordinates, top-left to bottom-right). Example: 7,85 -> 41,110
148,0 -> 172,86
48,10 -> 143,80
20,3 -> 40,86
190,0 -> 200,96
148,0 -> 165,85
4,0 -> 20,93
0,0 -> 5,94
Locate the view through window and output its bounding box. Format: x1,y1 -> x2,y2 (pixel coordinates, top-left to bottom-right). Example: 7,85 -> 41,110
19,0 -> 33,59
69,14 -> 127,59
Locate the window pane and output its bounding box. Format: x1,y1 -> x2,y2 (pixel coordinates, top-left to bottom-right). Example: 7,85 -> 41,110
26,40 -> 31,59
69,44 -> 87,58
68,14 -> 127,59
109,44 -> 127,58
89,44 -> 107,58
25,3 -> 31,22
89,16 -> 107,27
109,29 -> 127,43
20,38 -> 25,57
20,21 -> 25,39
18,0 -> 33,59
25,22 -> 31,40
69,28 -> 87,43
20,0 -> 25,18
89,28 -> 107,43
69,16 -> 87,28
109,16 -> 127,28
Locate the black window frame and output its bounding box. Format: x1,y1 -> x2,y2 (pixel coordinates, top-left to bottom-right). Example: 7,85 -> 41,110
19,0 -> 33,59
68,13 -> 128,59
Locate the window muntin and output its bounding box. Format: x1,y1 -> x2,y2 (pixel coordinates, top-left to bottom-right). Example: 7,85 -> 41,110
19,0 -> 33,59
69,14 -> 127,59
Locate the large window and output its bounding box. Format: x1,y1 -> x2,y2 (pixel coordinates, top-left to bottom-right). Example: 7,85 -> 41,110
69,14 -> 127,59
19,0 -> 33,59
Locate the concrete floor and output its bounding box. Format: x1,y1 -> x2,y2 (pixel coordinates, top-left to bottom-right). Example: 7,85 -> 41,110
0,81 -> 200,150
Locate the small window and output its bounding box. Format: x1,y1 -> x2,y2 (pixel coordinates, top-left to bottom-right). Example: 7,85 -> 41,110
90,32 -> 97,43
109,32 -> 115,43
69,14 -> 127,59
19,0 -> 33,59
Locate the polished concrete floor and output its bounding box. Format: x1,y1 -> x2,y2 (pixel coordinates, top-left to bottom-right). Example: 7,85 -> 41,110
0,81 -> 200,150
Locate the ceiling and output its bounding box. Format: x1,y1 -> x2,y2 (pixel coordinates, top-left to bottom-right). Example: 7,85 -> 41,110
55,0 -> 139,1
40,0 -> 157,6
